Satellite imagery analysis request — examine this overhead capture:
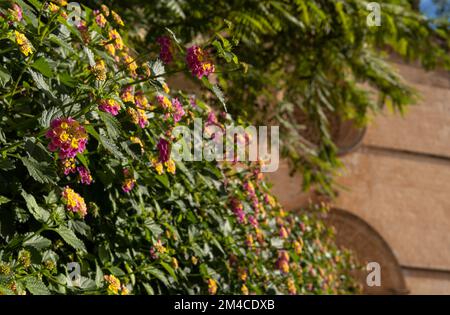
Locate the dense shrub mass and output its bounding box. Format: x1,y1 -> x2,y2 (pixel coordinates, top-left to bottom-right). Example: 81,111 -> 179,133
0,1 -> 358,295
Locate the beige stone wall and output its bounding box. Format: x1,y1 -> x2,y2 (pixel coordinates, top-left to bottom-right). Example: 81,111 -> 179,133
268,61 -> 450,294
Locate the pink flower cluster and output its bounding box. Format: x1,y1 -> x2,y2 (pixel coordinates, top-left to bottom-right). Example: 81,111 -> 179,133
77,166 -> 92,185
121,168 -> 136,193
157,138 -> 170,163
243,181 -> 259,209
157,36 -> 173,64
206,111 -> 218,127
99,99 -> 121,116
231,198 -> 246,224
186,46 -> 215,79
61,158 -> 77,175
46,118 -> 88,159
171,98 -> 185,122
248,215 -> 258,228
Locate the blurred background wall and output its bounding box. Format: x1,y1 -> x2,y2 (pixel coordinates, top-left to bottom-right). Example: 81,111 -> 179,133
268,60 -> 450,294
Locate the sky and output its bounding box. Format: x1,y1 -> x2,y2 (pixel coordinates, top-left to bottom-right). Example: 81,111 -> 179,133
419,0 -> 449,19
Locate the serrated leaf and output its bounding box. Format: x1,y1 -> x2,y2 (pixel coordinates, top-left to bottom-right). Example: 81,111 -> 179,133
24,277 -> 51,295
29,70 -> 54,97
68,220 -> 91,237
48,33 -> 75,53
23,234 -> 51,249
39,107 -> 62,128
31,57 -> 53,78
98,111 -> 122,140
98,133 -> 125,160
84,47 -> 96,67
144,218 -> 163,237
54,226 -> 86,252
21,190 -> 50,223
211,84 -> 227,111
21,156 -> 57,184
24,138 -> 53,163
151,59 -> 165,77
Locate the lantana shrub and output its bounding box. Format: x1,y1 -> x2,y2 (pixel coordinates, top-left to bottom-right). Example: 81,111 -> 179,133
0,1 -> 358,295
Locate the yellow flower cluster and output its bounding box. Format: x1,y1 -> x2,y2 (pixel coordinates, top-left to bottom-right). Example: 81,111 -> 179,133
241,284 -> 249,295
207,279 -> 217,295
152,158 -> 176,175
165,159 -> 176,174
111,10 -> 124,27
108,29 -> 124,50
61,186 -> 87,218
104,275 -> 128,295
287,278 -> 297,295
122,53 -> 138,77
154,239 -> 166,254
14,31 -> 33,56
293,239 -> 303,255
91,60 -> 107,81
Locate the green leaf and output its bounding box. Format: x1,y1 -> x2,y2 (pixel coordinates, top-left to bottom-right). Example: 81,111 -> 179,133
95,261 -> 103,288
0,285 -> 15,295
142,282 -> 154,295
76,152 -> 89,168
108,266 -> 126,277
29,70 -> 54,97
31,57 -> 53,78
160,261 -> 178,282
23,234 -> 52,249
98,133 -> 125,160
145,266 -> 169,287
58,72 -> 77,88
24,138 -> 53,163
21,190 -> 50,223
38,107 -> 62,128
211,84 -> 227,111
155,173 -> 170,189
0,196 -> 11,205
144,218 -> 163,237
98,111 -> 122,140
0,65 -> 11,87
21,156 -> 57,184
85,125 -> 100,141
54,226 -> 86,252
0,158 -> 14,171
84,47 -> 96,67
24,277 -> 51,295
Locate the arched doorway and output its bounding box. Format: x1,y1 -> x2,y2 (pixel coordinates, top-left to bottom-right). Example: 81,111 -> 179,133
325,208 -> 409,294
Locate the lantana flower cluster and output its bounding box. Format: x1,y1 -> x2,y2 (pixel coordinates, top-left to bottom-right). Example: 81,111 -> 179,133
61,186 -> 88,218
46,118 -> 88,159
186,45 -> 215,79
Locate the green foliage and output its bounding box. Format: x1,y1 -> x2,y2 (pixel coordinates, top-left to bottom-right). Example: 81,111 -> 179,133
105,0 -> 450,194
0,1 -> 358,295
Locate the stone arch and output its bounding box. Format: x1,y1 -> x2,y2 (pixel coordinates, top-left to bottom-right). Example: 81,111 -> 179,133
325,208 -> 408,294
